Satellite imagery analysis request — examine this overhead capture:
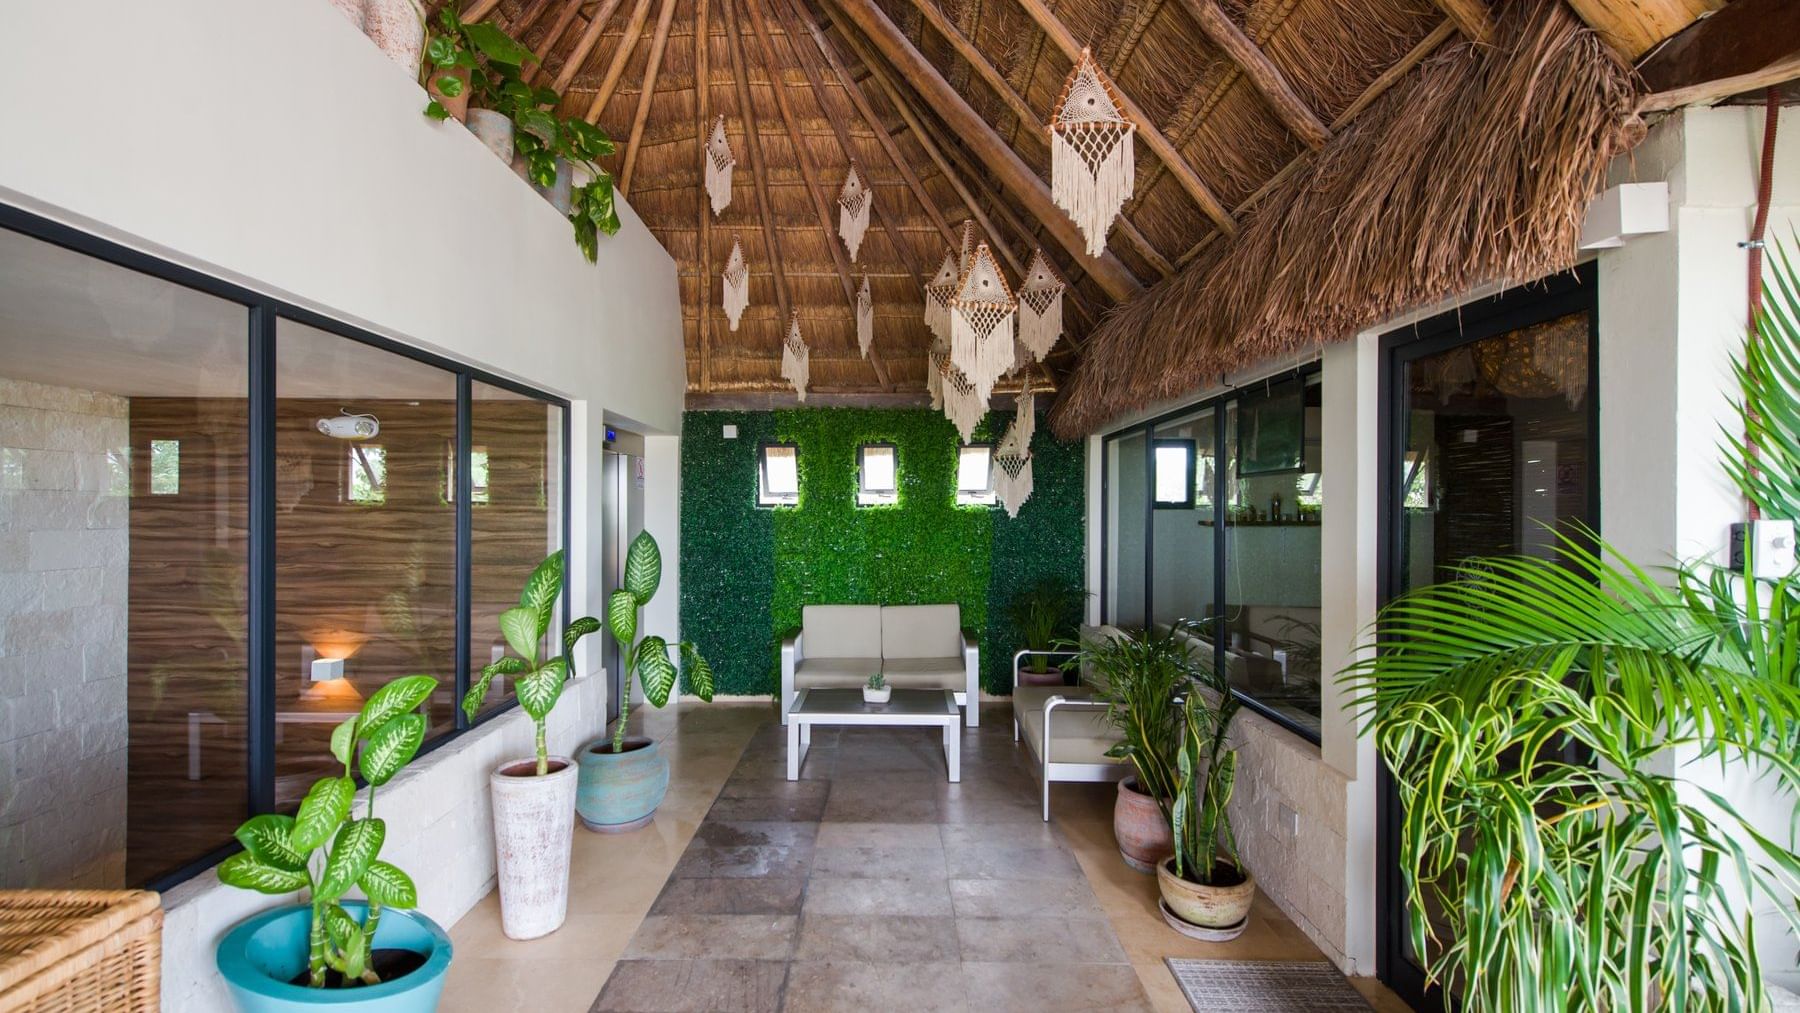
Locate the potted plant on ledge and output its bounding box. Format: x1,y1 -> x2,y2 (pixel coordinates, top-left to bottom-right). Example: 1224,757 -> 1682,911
576,531 -> 715,832
460,549 -> 600,941
1078,622 -> 1194,872
1157,681 -> 1254,940
214,675 -> 451,1011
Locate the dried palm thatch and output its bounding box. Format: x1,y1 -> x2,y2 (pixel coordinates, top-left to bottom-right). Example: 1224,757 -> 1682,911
1049,0 -> 1642,437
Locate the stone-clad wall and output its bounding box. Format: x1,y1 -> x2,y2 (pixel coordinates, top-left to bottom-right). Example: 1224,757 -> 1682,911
0,377 -> 130,889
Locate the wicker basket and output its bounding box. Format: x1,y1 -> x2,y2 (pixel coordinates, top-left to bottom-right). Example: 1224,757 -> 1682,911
0,891 -> 161,1013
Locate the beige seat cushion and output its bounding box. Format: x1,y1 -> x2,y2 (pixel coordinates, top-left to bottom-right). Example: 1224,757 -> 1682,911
802,605 -> 883,659
1014,685 -> 1123,766
880,604 -> 962,659
879,656 -> 966,689
794,657 -> 883,688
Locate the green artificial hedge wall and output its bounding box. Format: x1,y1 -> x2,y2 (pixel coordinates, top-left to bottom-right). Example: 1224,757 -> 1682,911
680,407 -> 1084,696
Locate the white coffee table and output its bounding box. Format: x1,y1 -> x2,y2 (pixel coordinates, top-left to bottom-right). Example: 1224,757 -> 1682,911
786,688 -> 961,782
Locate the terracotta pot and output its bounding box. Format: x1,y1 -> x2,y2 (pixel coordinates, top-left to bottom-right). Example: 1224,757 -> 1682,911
576,737 -> 668,832
1158,856 -> 1255,934
427,66 -> 470,123
467,108 -> 514,162
362,0 -> 426,73
489,756 -> 577,940
1114,778 -> 1172,873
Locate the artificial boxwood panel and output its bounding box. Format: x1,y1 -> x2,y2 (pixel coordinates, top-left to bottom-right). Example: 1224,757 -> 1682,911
679,407 -> 1084,696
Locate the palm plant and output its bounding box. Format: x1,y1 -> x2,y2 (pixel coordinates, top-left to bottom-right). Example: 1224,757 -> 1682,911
1341,240 -> 1800,1011
1009,578 -> 1081,674
1073,621 -> 1206,804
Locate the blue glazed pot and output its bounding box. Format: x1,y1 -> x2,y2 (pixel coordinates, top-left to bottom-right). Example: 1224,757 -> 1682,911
576,736 -> 668,832
216,902 -> 452,1012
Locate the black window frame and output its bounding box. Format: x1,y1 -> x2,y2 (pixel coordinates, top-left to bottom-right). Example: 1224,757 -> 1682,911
1150,437 -> 1197,509
757,442 -> 799,506
856,442 -> 899,506
0,203 -> 574,892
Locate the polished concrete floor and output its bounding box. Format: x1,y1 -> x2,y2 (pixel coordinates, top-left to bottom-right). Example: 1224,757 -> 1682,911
442,701 -> 1411,1012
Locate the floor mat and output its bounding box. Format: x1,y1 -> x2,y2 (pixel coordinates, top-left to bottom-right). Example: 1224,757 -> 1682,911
1165,959 -> 1372,1012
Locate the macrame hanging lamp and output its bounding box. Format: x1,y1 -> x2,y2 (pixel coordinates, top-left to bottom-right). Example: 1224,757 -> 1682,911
957,219 -> 978,271
838,163 -> 871,263
1050,48 -> 1136,257
924,250 -> 959,345
992,387 -> 1036,519
938,355 -> 984,444
855,276 -> 874,359
781,312 -> 809,402
721,236 -> 749,332
1016,249 -> 1066,364
927,341 -> 948,410
949,242 -> 1018,404
704,114 -> 735,217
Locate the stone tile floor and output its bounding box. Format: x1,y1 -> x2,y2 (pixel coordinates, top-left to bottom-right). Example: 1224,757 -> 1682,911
443,702 -> 1411,1013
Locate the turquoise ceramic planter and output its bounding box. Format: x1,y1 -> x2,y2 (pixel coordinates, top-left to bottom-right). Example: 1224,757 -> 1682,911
216,902 -> 451,1013
576,736 -> 668,832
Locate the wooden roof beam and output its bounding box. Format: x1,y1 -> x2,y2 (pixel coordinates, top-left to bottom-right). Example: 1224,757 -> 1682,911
619,0 -> 679,193
1426,0 -> 1494,46
506,0 -> 559,36
694,0 -> 714,392
523,0 -> 588,86
1564,0 -> 1719,61
583,0 -> 654,123
740,0 -> 895,390
1170,0 -> 1331,149
1011,0 -> 1252,216
719,0 -> 793,326
1637,0 -> 1800,111
827,0 -> 1144,300
552,0 -> 627,93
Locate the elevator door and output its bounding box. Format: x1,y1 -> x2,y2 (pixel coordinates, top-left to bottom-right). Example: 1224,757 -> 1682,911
600,447 -> 646,725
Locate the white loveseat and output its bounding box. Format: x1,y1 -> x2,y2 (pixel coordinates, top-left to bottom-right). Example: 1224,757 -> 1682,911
780,604 -> 981,727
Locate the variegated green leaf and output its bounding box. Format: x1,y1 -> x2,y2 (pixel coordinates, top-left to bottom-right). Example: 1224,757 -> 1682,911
292,775 -> 355,852
329,716 -> 358,769
358,675 -> 437,736
624,531 -> 661,605
462,655 -> 527,722
519,551 -> 564,643
515,658 -> 566,721
218,852 -> 309,894
635,636 -> 676,707
233,813 -> 306,871
359,860 -> 418,908
360,713 -> 426,787
680,641 -> 715,701
323,902 -> 362,953
564,615 -> 601,677
499,606 -> 541,666
607,589 -> 638,650
319,818 -> 385,902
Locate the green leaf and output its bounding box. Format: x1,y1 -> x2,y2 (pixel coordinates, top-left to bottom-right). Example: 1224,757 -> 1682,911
234,813 -> 306,871
516,108 -> 559,146
564,616 -> 601,677
519,551 -> 563,636
330,716 -> 358,769
499,606 -> 542,666
434,73 -> 465,98
293,775 -> 355,852
319,818 -> 386,901
607,588 -> 638,651
635,636 -> 676,707
516,658 -> 567,722
359,860 -> 419,908
218,852 -> 309,894
680,642 -> 715,702
462,22 -> 537,67
463,655 -> 528,722
425,100 -> 450,121
426,35 -> 457,67
359,675 -> 437,735
624,531 -> 661,605
323,903 -> 362,953
360,713 -> 426,787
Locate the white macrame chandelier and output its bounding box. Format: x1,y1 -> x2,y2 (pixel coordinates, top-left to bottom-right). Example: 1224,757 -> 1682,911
924,250 -> 959,345
993,386 -> 1036,518
722,236 -> 749,332
781,312 -> 809,402
856,276 -> 873,359
938,355 -> 984,444
838,163 -> 871,263
949,242 -> 1017,404
1016,249 -> 1066,364
704,114 -> 734,217
1050,47 -> 1135,258
957,219 -> 977,269
927,341 -> 948,411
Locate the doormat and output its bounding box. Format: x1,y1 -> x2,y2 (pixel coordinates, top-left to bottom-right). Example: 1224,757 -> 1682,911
1165,959 -> 1372,1012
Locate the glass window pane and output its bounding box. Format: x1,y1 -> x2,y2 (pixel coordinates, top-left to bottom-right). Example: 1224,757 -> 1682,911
469,382 -> 565,718
1153,443 -> 1191,504
273,320 -> 457,811
1151,411 -> 1215,629
0,225 -> 250,888
956,446 -> 990,492
861,446 -> 895,492
760,445 -> 797,504
1105,431 -> 1147,626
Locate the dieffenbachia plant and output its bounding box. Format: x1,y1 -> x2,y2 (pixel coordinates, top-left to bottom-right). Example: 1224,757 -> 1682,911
605,531 -> 714,754
462,550 -> 600,776
218,675 -> 438,988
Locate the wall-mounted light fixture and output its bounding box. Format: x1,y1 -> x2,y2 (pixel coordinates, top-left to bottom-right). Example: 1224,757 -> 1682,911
311,657 -> 346,682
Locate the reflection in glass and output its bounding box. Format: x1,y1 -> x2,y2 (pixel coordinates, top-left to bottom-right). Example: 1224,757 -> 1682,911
1150,409 -> 1215,630
1106,430 -> 1147,626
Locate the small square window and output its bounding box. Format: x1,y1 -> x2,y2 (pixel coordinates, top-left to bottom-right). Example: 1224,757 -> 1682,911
149,439 -> 180,495
1153,439 -> 1195,509
759,444 -> 799,506
446,443 -> 490,504
857,444 -> 898,506
956,444 -> 995,506
348,444 -> 387,504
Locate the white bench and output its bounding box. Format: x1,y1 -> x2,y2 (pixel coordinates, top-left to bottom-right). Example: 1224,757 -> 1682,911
1010,634 -> 1130,820
781,604 -> 981,727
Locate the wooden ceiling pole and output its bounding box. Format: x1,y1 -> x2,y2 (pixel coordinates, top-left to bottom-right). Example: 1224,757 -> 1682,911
1426,0 -> 1495,45
505,0 -> 559,35
1168,0 -> 1330,149
461,0 -> 503,23
788,1 -> 959,248
618,0 -> 680,193
1564,0 -> 1717,60
695,0 -> 715,392
719,0 -> 793,337
773,0 -> 924,292
524,0 -> 588,86
1010,0 -> 1251,218
740,0 -> 895,390
1636,0 -> 1800,111
827,0 -> 1144,301
551,0 -> 626,93
583,0 -> 655,123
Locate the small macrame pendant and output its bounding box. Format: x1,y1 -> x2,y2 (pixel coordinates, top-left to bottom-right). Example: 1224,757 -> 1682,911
781,312 -> 809,402
705,115 -> 735,217
855,276 -> 874,359
838,163 -> 871,262
939,355 -> 984,443
1011,384 -> 1037,449
949,243 -> 1017,404
1016,249 -> 1065,364
924,250 -> 959,346
1050,47 -> 1135,257
927,341 -> 948,410
992,385 -> 1036,518
722,237 -> 749,332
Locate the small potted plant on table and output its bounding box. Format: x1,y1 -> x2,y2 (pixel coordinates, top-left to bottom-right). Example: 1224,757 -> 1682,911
214,675 -> 452,1011
1157,682 -> 1254,940
862,673 -> 890,705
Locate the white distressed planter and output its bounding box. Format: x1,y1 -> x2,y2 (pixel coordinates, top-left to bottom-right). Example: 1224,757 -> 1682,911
467,109 -> 515,163
490,756 -> 577,940
862,686 -> 891,704
362,0 -> 425,72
